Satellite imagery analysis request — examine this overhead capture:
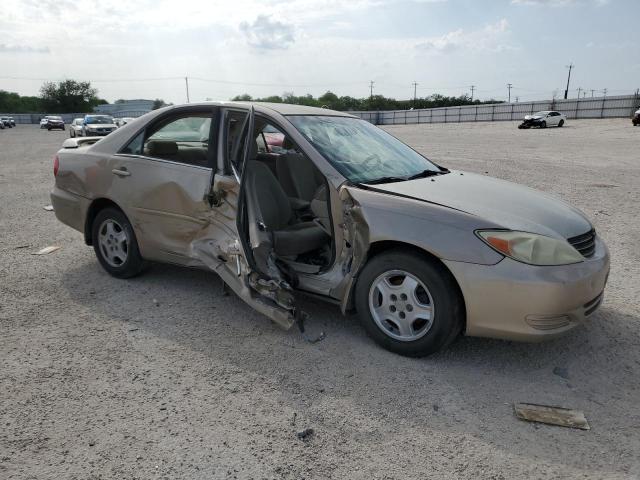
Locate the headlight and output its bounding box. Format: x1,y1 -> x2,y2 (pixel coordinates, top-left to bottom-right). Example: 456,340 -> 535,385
476,230 -> 584,266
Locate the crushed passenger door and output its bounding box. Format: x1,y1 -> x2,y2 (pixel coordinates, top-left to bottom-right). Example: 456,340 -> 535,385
190,106 -> 300,330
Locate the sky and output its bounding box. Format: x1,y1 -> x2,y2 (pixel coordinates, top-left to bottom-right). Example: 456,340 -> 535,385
0,0 -> 638,104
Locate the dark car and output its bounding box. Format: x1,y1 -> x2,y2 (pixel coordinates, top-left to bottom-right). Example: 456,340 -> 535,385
42,116 -> 65,131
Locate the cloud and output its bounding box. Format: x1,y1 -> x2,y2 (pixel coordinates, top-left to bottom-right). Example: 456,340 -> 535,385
511,0 -> 609,5
415,18 -> 512,54
239,15 -> 295,50
0,44 -> 50,54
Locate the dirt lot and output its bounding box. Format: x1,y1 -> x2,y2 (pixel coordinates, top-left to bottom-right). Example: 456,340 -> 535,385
1,119 -> 639,479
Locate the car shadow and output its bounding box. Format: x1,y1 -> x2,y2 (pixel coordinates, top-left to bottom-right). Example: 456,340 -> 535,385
60,258 -> 639,476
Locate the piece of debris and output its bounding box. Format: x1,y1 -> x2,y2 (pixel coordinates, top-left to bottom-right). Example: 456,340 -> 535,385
297,427 -> 314,440
152,298 -> 160,306
432,404 -> 439,412
514,403 -> 590,430
15,245 -> 30,249
128,328 -> 139,332
553,366 -> 570,380
32,246 -> 61,255
43,205 -> 54,211
291,412 -> 297,426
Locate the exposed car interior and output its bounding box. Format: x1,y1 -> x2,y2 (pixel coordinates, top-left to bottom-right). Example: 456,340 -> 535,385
141,114 -> 211,167
238,116 -> 333,274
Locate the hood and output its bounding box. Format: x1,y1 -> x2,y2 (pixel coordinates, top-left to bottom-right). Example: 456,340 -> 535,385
524,115 -> 543,120
86,123 -> 117,129
368,171 -> 592,239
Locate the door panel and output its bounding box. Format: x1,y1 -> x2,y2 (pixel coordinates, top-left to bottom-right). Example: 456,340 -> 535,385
108,155 -> 213,263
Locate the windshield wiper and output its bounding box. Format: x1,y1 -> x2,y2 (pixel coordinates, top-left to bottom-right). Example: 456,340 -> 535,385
362,176 -> 408,185
406,169 -> 449,180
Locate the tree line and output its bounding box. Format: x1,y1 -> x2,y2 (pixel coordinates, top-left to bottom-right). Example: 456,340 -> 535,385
231,91 -> 502,111
0,79 -> 169,113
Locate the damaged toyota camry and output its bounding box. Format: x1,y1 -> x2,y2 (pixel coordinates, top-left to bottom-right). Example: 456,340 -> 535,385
51,102 -> 609,356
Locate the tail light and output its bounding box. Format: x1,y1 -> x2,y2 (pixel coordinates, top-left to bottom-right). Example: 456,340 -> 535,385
53,155 -> 59,176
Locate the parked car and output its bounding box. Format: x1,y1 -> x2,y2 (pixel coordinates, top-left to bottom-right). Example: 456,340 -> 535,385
81,115 -> 117,136
41,116 -> 65,130
69,118 -> 85,138
1,116 -> 13,128
633,107 -> 640,126
518,111 -> 566,129
50,102 -> 609,357
0,119 -> 4,129
9,117 -> 16,127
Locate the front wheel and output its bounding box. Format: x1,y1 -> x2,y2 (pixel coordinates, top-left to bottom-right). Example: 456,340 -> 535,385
92,208 -> 144,279
558,119 -> 564,127
355,251 -> 464,357
540,121 -> 547,128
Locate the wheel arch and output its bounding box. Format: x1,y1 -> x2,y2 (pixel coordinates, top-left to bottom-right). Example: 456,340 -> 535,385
347,240 -> 467,331
84,198 -> 126,245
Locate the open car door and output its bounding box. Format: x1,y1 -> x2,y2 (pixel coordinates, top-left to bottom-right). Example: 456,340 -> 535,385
189,106 -> 303,332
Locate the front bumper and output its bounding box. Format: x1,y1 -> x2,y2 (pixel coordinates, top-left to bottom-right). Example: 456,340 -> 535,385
443,236 -> 610,341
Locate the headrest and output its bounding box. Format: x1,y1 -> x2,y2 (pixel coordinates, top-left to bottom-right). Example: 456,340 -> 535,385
145,140 -> 178,156
282,137 -> 295,150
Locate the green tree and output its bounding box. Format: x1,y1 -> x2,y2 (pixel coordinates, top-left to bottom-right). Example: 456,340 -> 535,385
39,79 -> 103,113
152,98 -> 170,109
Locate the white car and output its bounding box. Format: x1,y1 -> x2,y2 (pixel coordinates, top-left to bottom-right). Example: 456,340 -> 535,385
69,118 -> 85,137
81,115 -> 118,137
518,110 -> 566,129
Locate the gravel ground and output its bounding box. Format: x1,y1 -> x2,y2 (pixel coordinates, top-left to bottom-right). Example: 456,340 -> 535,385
1,120 -> 639,479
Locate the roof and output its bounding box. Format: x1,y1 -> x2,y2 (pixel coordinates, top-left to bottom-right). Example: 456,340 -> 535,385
188,101 -> 356,117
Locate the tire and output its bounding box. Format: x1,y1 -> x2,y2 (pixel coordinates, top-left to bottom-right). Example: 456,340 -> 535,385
355,250 -> 464,357
91,207 -> 144,279
540,121 -> 547,128
558,119 -> 564,127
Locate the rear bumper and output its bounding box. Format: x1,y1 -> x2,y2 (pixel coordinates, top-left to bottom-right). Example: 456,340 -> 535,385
50,186 -> 89,234
443,236 -> 610,341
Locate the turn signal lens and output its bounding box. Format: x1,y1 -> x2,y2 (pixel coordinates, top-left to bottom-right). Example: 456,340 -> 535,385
477,230 -> 584,266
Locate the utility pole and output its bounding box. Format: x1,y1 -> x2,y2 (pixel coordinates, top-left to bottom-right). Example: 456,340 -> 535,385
369,81 -> 374,100
576,87 -> 582,99
185,76 -> 190,103
470,85 -> 475,102
507,83 -> 512,103
564,63 -> 574,99
515,96 -> 519,103
602,88 -> 608,97
590,89 -> 595,97
412,81 -> 418,106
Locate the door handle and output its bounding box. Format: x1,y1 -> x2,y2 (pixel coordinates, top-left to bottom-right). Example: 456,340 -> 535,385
112,168 -> 131,177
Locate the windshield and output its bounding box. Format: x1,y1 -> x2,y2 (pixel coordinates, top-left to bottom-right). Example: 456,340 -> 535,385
85,116 -> 113,124
287,115 -> 440,184
533,111 -> 549,116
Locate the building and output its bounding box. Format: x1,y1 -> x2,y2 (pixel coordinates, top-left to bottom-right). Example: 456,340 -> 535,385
94,99 -> 154,117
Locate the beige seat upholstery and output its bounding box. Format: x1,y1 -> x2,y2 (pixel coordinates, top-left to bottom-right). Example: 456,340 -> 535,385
276,138 -> 323,202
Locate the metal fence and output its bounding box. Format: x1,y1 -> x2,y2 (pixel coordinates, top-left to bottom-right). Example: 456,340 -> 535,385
352,94 -> 640,125
0,110 -> 149,125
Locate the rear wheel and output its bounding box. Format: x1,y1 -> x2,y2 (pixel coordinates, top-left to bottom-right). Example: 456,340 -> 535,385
355,250 -> 464,357
92,208 -> 144,278
558,119 -> 564,127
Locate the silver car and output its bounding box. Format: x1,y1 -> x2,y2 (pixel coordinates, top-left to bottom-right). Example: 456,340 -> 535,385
50,102 -> 609,356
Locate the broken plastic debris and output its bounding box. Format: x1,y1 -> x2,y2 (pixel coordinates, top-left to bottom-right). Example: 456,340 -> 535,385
43,205 -> 54,211
514,403 -> 590,430
297,428 -> 314,440
32,246 -> 61,255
